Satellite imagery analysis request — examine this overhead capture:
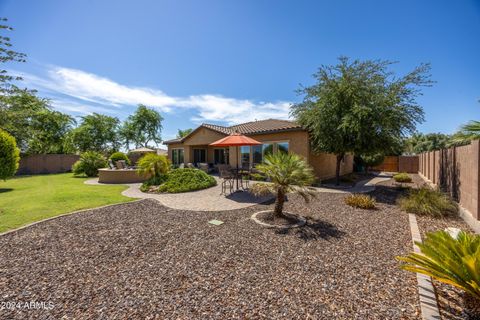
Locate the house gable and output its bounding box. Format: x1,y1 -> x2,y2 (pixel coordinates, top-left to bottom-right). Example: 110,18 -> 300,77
181,126 -> 227,146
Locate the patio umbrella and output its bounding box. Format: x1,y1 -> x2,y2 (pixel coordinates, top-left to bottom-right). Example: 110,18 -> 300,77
209,133 -> 261,190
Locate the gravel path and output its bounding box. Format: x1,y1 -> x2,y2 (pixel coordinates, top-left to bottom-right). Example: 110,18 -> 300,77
0,188 -> 419,319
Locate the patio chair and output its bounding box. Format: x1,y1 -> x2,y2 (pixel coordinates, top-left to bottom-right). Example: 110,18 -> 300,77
108,159 -> 116,169
186,163 -> 195,169
218,165 -> 234,194
179,163 -> 185,169
115,160 -> 127,170
198,163 -> 213,173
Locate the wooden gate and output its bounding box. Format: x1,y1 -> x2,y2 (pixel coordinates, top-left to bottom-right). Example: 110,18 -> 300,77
372,156 -> 399,172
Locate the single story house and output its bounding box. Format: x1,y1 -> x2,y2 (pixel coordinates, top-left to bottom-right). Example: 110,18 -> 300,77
163,119 -> 353,180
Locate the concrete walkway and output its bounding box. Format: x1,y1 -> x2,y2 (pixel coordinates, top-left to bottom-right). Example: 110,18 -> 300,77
85,176 -> 274,211
85,173 -> 392,211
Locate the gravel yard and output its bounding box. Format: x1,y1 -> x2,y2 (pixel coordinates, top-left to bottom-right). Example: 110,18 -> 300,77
0,185 -> 421,319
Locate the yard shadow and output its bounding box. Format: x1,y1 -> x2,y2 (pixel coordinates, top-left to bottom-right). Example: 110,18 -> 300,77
277,218 -> 346,241
225,191 -> 275,205
370,185 -> 410,205
0,188 -> 13,194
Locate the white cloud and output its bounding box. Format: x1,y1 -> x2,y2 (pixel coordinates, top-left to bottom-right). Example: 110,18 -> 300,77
13,66 -> 292,124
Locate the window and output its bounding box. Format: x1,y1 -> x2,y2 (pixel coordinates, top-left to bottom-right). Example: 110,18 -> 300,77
240,146 -> 250,168
214,148 -> 229,164
262,143 -> 274,156
193,149 -> 206,163
277,142 -> 289,153
252,145 -> 262,165
172,149 -> 184,165
252,141 -> 289,165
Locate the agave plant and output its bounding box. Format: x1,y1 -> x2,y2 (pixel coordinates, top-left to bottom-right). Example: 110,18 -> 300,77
397,230 -> 480,300
250,152 -> 316,217
137,153 -> 170,178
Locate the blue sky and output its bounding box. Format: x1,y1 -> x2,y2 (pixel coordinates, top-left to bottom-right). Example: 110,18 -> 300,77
1,0 -> 479,141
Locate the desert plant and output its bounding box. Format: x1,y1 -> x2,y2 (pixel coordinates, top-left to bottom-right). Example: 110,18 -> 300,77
250,152 -> 316,217
157,168 -> 216,193
0,129 -> 20,180
250,173 -> 267,181
109,151 -> 131,165
72,151 -> 107,177
398,187 -> 457,217
397,230 -> 480,300
345,194 -> 376,209
393,172 -> 412,183
137,153 -> 170,178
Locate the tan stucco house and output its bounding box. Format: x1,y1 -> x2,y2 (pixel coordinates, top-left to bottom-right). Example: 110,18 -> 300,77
163,119 -> 353,180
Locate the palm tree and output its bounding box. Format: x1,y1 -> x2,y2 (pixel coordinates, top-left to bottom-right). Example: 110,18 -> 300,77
250,152 -> 316,217
137,153 -> 170,178
449,120 -> 480,146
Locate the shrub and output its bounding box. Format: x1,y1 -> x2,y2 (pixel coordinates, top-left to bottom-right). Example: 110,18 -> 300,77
158,168 -> 216,193
72,151 -> 107,177
397,230 -> 480,301
250,173 -> 267,181
398,187 -> 457,217
393,172 -> 412,183
0,129 -> 20,180
137,153 -> 170,178
109,152 -> 131,165
344,194 -> 376,209
140,175 -> 168,192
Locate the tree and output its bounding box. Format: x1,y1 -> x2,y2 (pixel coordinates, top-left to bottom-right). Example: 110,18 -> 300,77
404,132 -> 451,154
0,18 -> 26,92
137,153 -> 170,178
250,152 -> 316,218
120,105 -> 163,148
291,57 -> 431,184
0,88 -> 49,151
177,128 -> 193,138
0,129 -> 20,180
449,120 -> 480,146
65,113 -> 120,153
28,109 -> 75,154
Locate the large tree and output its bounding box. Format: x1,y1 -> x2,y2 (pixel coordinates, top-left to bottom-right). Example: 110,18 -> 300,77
120,104 -> 163,148
65,113 -> 120,153
0,18 -> 26,92
28,109 -> 75,154
291,57 -> 431,184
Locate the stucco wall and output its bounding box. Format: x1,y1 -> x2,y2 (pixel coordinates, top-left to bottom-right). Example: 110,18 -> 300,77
309,152 -> 354,180
419,140 -> 480,221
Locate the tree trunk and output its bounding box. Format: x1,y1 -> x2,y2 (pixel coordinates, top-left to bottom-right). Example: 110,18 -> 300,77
335,154 -> 344,186
273,189 -> 285,217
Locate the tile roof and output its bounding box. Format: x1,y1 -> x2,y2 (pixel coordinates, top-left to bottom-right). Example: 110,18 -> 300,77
163,119 -> 303,144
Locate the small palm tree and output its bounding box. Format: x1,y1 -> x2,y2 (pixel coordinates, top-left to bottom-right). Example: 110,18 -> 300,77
450,120 -> 480,146
397,230 -> 480,300
250,152 -> 316,217
137,153 -> 170,178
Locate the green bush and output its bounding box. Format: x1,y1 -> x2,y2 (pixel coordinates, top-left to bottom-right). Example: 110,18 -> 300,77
398,187 -> 457,217
345,194 -> 376,209
250,173 -> 267,181
140,175 -> 168,192
393,172 -> 412,183
397,230 -> 480,300
137,153 -> 170,178
158,168 -> 216,193
0,129 -> 20,180
109,152 -> 131,165
72,151 -> 107,177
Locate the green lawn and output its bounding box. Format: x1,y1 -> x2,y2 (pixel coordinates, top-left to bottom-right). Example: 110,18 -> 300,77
0,173 -> 135,233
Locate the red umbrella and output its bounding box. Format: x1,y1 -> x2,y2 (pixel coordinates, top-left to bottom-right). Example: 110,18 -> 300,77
210,133 -> 261,190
